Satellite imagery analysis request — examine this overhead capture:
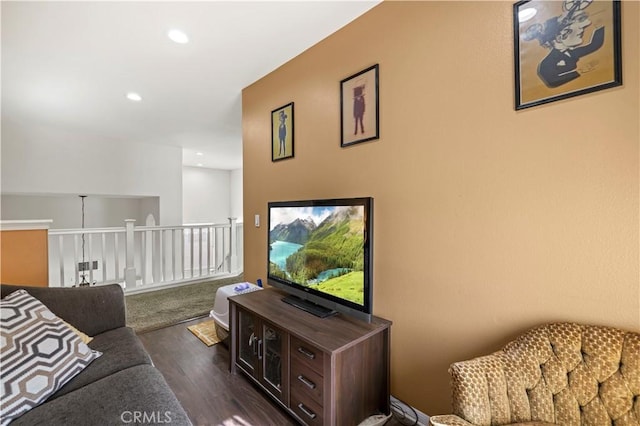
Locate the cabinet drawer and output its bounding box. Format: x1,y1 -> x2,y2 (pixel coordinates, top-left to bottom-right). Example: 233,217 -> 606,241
290,336 -> 324,374
290,358 -> 323,406
291,392 -> 324,426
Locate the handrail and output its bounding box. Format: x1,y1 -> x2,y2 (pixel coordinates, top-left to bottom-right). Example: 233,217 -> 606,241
48,222 -> 233,234
49,227 -> 125,235
47,219 -> 243,291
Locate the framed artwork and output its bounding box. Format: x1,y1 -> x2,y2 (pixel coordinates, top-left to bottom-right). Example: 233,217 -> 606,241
271,102 -> 294,161
514,0 -> 622,110
340,64 -> 379,147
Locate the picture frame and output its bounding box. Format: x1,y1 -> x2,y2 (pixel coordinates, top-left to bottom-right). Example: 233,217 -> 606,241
340,64 -> 379,147
513,0 -> 622,110
271,102 -> 294,161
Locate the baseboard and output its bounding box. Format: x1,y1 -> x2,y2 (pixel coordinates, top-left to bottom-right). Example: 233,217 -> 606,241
124,272 -> 241,295
390,395 -> 430,426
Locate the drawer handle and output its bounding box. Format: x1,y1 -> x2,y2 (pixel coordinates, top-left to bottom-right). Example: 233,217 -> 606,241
297,403 -> 316,419
297,374 -> 316,389
297,346 -> 316,359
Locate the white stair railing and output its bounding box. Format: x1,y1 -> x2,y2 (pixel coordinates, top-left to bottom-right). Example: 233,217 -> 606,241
48,218 -> 243,292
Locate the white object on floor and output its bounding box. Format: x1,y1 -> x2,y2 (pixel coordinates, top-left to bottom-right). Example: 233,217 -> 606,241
210,282 -> 262,331
358,413 -> 392,426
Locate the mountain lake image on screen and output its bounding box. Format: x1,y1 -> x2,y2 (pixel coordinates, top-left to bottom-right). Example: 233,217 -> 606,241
267,198 -> 372,317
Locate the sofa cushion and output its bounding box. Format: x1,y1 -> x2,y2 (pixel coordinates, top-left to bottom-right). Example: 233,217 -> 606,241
0,290 -> 102,425
0,284 -> 126,336
8,365 -> 192,426
48,326 -> 152,400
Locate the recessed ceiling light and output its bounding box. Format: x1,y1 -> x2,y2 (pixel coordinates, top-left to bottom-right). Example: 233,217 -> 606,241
168,29 -> 189,44
196,152 -> 204,156
197,163 -> 203,167
126,92 -> 142,102
518,7 -> 537,23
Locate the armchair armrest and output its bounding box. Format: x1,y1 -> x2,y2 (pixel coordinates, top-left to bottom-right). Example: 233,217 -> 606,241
429,415 -> 475,426
1,284 -> 126,336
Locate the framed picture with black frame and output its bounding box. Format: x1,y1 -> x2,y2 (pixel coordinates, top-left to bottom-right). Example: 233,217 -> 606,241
340,64 -> 379,147
271,102 -> 294,161
514,0 -> 622,110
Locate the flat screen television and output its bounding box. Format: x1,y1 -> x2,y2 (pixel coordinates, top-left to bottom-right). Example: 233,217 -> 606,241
267,197 -> 373,322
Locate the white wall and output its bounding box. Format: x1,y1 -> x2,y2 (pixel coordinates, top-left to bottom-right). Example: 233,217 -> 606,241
0,194 -> 158,229
1,119 -> 182,225
230,168 -> 243,221
182,166 -> 232,224
1,120 -> 243,227
182,166 -> 243,225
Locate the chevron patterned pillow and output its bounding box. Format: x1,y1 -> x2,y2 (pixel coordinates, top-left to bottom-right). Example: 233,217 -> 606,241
0,290 -> 102,425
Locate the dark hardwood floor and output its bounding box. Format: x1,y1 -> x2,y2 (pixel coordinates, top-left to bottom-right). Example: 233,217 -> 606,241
138,317 -> 296,426
138,318 -> 410,426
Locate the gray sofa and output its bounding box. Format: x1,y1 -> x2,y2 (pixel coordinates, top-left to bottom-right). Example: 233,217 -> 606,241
1,284 -> 192,426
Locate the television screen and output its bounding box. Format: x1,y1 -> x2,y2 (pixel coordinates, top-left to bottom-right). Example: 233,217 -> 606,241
267,197 -> 373,321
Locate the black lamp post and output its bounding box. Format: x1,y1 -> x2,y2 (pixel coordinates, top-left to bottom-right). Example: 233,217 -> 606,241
78,195 -> 90,287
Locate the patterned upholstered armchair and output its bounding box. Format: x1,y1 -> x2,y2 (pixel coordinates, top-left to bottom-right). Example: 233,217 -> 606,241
430,323 -> 640,426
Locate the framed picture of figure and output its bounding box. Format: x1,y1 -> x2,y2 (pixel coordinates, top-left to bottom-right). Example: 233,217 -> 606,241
271,102 -> 294,161
340,64 -> 379,147
514,0 -> 622,110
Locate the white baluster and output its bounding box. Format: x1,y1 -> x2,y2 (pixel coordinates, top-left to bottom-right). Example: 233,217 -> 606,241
190,228 -> 195,278
206,226 -> 211,275
222,227 -> 227,272
171,229 -> 177,281
114,233 -> 120,282
180,228 -> 185,279
124,219 -> 136,289
74,234 -> 80,285
101,233 -> 107,283
141,229 -> 147,285
87,233 -> 94,284
58,235 -> 65,287
198,227 -> 203,276
158,229 -> 162,282
229,217 -> 238,273
215,227 -> 221,272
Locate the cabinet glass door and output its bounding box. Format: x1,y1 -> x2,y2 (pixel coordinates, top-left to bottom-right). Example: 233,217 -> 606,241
261,323 -> 284,398
237,308 -> 257,374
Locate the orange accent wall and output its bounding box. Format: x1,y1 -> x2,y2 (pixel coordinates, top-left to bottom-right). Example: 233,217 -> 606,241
242,1 -> 639,415
0,230 -> 49,287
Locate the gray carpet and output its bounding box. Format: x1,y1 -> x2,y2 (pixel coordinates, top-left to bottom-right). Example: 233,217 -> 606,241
125,274 -> 244,333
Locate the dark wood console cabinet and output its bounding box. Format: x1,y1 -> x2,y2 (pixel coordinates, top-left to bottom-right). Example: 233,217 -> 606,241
229,288 -> 391,426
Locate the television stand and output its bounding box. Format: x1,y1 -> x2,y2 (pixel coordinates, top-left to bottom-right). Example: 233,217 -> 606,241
229,288 -> 391,425
281,294 -> 337,318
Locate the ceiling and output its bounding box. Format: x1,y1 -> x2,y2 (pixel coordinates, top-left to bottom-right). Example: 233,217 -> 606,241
1,1 -> 380,170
